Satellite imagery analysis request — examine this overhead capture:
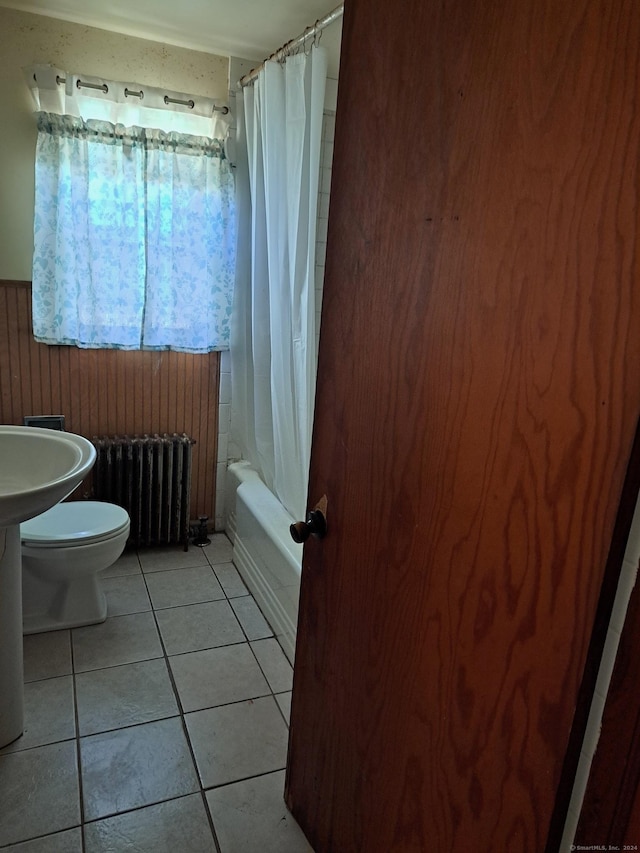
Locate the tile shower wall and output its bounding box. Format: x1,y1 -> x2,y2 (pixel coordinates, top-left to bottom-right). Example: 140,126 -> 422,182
215,57 -> 254,531
216,349 -> 232,530
215,60 -> 338,529
316,108 -> 336,356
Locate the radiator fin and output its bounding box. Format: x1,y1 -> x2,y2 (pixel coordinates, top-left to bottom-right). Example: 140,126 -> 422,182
91,433 -> 195,549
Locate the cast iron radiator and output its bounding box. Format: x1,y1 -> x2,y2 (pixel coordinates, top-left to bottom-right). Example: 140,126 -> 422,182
91,433 -> 195,550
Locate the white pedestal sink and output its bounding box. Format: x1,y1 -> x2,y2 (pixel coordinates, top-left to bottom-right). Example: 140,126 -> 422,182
0,426 -> 96,748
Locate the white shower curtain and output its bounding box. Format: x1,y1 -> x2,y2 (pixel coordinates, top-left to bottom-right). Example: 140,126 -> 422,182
231,47 -> 328,520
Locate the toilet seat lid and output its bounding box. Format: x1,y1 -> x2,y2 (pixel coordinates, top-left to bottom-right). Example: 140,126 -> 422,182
21,501 -> 130,545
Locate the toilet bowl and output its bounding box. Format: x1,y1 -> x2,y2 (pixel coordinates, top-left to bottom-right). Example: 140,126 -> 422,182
20,501 -> 130,634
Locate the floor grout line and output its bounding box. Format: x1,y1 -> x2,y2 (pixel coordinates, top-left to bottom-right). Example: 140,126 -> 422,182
69,630 -> 88,853
137,538 -> 250,853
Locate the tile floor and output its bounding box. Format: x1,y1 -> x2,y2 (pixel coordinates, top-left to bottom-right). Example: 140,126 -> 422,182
0,534 -> 313,852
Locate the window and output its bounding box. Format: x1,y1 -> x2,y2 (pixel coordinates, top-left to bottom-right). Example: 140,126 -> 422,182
29,69 -> 235,353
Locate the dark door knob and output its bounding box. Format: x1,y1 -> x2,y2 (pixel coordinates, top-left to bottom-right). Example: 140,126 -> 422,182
290,509 -> 327,543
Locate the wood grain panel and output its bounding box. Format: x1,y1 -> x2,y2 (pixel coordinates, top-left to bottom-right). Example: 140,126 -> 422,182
286,0 -> 640,851
0,280 -> 220,524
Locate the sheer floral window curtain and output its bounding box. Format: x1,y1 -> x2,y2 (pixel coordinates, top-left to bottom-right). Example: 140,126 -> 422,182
28,67 -> 236,353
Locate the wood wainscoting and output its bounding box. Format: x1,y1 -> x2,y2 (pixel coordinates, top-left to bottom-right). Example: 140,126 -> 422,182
0,280 -> 220,524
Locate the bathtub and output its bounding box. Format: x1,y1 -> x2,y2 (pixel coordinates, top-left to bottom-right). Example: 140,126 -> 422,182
225,461 -> 303,664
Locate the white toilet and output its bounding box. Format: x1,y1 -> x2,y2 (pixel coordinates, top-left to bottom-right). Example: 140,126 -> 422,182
20,500 -> 130,634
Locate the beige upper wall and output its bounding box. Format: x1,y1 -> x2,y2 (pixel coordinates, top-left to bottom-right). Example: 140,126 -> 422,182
0,7 -> 229,281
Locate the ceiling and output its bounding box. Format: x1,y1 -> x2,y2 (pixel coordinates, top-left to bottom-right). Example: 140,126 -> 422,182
0,0 -> 343,75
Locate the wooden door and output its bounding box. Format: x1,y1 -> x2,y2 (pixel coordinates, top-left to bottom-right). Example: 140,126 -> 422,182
285,0 -> 640,851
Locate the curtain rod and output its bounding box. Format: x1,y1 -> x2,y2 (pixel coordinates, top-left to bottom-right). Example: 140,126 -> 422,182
239,3 -> 344,88
44,74 -> 229,114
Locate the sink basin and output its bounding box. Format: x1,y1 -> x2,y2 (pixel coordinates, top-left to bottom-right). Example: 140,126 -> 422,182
0,426 -> 96,527
0,425 -> 96,748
